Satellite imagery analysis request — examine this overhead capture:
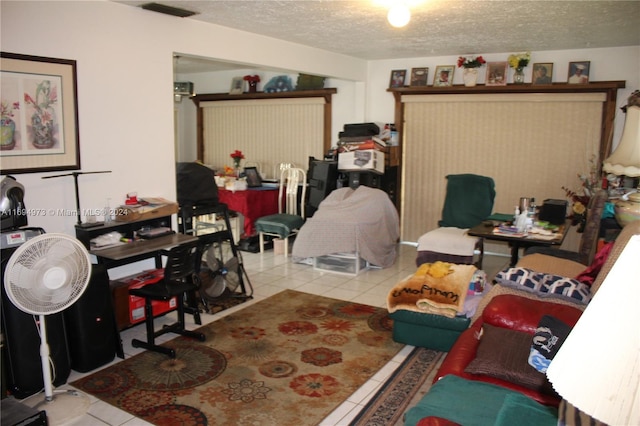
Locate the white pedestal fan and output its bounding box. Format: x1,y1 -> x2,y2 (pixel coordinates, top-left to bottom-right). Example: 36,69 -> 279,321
3,233 -> 92,425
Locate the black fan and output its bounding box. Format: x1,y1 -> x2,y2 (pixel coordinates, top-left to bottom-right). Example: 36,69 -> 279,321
200,240 -> 243,300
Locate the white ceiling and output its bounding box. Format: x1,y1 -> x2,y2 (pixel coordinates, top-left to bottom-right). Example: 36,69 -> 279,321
116,0 -> 640,74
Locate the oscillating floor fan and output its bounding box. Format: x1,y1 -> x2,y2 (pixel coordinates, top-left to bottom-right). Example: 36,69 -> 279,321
3,233 -> 92,425
200,241 -> 242,300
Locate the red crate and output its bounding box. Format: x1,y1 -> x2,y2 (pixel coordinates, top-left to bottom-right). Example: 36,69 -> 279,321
110,269 -> 177,329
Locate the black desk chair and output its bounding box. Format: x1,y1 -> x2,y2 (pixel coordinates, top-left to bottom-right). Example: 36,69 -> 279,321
130,240 -> 205,358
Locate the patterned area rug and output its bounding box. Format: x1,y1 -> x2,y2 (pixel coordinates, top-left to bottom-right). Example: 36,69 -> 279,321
349,347 -> 445,426
71,290 -> 404,426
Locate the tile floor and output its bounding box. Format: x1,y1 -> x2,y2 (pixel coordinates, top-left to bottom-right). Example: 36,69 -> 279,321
22,243 -> 510,426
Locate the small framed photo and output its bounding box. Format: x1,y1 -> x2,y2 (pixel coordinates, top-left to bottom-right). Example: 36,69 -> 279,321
433,65 -> 454,87
244,166 -> 263,187
568,61 -> 590,84
485,62 -> 508,86
532,63 -> 553,85
410,67 -> 429,86
229,76 -> 244,94
389,70 -> 407,88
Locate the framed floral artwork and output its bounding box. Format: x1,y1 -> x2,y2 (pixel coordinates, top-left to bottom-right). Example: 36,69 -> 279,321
410,67 -> 429,86
485,62 -> 508,86
567,61 -> 590,84
433,65 -> 454,87
0,52 -> 80,174
389,70 -> 407,88
532,63 -> 553,85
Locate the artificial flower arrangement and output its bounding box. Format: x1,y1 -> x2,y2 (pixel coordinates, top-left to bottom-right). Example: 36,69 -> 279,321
230,149 -> 245,168
507,52 -> 531,69
243,75 -> 260,83
457,55 -> 486,68
562,155 -> 600,230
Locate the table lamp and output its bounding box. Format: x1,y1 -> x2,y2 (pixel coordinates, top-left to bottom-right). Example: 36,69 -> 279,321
602,104 -> 640,226
546,234 -> 640,425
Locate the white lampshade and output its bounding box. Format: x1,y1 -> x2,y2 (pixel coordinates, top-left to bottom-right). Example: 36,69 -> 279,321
603,105 -> 640,177
546,235 -> 640,425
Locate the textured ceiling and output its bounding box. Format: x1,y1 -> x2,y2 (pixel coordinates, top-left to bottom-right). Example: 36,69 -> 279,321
116,0 -> 640,73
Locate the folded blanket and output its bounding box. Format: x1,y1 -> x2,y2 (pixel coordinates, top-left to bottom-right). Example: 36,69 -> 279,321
387,262 -> 477,318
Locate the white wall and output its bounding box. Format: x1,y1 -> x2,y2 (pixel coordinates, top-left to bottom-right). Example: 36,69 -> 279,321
2,1 -> 638,248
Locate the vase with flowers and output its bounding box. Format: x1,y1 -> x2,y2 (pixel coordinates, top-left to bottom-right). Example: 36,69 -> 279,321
0,100 -> 19,150
508,52 -> 531,84
230,149 -> 245,176
24,80 -> 57,149
243,75 -> 261,93
457,55 -> 486,87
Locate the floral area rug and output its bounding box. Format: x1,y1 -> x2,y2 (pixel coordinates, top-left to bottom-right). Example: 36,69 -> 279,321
71,290 -> 404,426
349,347 -> 445,426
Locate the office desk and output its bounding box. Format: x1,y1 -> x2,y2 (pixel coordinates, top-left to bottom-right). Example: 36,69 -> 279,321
218,188 -> 279,236
90,233 -> 198,266
468,221 -> 568,266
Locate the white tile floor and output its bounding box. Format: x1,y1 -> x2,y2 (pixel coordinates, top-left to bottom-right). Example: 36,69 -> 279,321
21,244 -> 510,426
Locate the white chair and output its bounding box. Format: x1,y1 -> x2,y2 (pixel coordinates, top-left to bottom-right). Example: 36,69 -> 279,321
274,162 -> 296,181
255,168 -> 306,256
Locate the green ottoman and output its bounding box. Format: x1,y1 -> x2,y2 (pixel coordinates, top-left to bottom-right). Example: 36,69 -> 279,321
389,310 -> 470,351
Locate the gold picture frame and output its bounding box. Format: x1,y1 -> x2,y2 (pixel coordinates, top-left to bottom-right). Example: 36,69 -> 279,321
433,65 -> 454,87
485,62 -> 508,86
567,61 -> 590,84
532,63 -> 553,85
0,52 -> 80,174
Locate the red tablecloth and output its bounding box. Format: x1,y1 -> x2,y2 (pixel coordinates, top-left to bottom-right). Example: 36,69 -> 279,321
218,188 -> 279,236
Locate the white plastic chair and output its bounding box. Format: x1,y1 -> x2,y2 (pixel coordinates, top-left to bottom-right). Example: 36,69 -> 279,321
255,168 -> 307,256
274,162 -> 296,181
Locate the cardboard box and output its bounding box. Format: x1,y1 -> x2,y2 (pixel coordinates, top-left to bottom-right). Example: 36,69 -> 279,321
338,149 -> 385,174
115,197 -> 179,222
110,269 -> 177,329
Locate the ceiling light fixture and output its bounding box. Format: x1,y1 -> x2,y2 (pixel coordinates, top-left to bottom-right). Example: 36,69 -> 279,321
387,3 -> 411,28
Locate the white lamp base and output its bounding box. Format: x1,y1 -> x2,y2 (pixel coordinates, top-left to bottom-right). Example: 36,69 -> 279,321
32,390 -> 91,426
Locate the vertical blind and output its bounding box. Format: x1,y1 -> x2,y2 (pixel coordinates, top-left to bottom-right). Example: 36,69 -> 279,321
200,98 -> 325,179
401,93 -> 605,243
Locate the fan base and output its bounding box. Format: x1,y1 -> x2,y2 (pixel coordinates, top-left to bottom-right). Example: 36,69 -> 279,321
33,390 -> 91,426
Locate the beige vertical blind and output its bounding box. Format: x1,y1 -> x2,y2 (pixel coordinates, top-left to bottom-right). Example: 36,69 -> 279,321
401,93 -> 605,242
201,98 -> 325,179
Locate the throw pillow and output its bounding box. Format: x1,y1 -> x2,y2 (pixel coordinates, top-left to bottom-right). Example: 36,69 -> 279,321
494,267 -> 591,305
464,324 -> 557,395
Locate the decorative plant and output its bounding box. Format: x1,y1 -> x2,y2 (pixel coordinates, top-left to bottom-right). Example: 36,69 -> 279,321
0,101 -> 19,122
230,149 -> 245,168
562,155 -> 600,230
508,52 -> 531,69
243,75 -> 261,83
457,55 -> 486,68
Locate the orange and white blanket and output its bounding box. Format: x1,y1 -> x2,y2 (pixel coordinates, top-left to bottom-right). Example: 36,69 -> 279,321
387,262 -> 477,318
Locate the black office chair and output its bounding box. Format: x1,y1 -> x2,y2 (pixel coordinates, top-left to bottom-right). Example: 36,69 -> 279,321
130,240 -> 205,358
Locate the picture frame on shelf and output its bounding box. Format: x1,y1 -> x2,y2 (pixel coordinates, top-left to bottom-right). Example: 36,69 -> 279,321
532,63 -> 553,85
389,69 -> 407,88
229,76 -> 244,94
0,52 -> 80,174
485,62 -> 508,86
433,65 -> 454,87
409,67 -> 429,86
567,61 -> 590,84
